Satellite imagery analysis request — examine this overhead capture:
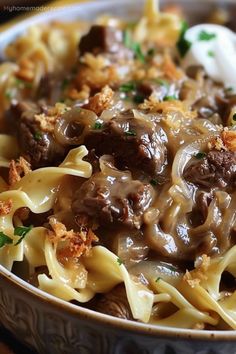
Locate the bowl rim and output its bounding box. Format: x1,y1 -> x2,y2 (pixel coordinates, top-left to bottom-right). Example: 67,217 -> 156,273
1,0 -> 236,341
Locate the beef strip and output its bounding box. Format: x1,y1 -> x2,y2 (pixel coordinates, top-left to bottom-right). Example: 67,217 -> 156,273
93,284 -> 133,320
184,150 -> 236,189
78,25 -> 133,60
72,160 -> 155,229
10,101 -> 67,169
84,112 -> 167,177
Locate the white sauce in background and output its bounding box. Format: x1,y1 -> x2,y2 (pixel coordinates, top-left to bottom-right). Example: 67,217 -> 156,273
181,24 -> 236,89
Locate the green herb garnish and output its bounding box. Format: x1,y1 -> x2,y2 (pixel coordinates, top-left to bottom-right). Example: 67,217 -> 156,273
61,78 -> 70,90
233,113 -> 236,121
125,130 -> 136,136
123,29 -> 145,63
155,277 -> 161,282
123,29 -> 132,48
164,95 -> 177,101
150,179 -> 158,186
93,122 -> 103,130
195,152 -> 207,159
147,48 -> 155,57
176,20 -> 192,58
133,94 -> 145,104
154,78 -> 170,89
132,42 -> 145,63
198,30 -> 216,41
5,90 -> 14,100
207,50 -> 215,57
15,78 -> 32,89
117,257 -> 123,266
14,225 -> 33,245
34,131 -> 42,140
226,87 -> 233,92
0,232 -> 13,248
119,82 -> 136,93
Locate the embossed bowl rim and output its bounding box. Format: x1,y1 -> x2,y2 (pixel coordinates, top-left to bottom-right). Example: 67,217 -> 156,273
1,0 -> 236,341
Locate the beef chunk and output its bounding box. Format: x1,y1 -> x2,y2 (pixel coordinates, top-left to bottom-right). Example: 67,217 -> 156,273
84,112 -> 167,177
134,80 -> 169,103
37,74 -> 62,104
78,25 -> 133,60
93,284 -> 133,320
184,150 -> 236,189
11,101 -> 67,169
72,160 -> 154,229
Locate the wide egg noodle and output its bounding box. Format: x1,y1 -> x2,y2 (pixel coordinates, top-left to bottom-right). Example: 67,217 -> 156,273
0,146 -> 92,270
177,246 -> 236,329
39,245 -> 154,323
149,278 -> 218,328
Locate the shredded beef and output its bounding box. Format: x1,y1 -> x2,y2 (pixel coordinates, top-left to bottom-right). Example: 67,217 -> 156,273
72,163 -> 154,229
78,25 -> 133,60
184,150 -> 236,189
10,101 -> 67,169
84,112 -> 167,177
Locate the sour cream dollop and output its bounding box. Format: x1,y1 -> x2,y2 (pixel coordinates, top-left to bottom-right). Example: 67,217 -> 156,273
181,24 -> 236,89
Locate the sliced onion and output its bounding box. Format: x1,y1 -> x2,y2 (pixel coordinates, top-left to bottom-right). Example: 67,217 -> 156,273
54,107 -> 97,145
129,260 -> 182,287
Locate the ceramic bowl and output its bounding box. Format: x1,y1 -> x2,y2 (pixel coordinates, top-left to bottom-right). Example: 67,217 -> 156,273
1,1 -> 236,353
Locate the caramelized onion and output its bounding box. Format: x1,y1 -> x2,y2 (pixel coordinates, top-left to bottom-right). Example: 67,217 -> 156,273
54,107 -> 97,145
129,260 -> 182,287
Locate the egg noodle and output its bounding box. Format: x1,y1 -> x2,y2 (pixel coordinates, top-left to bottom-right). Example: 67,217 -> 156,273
0,0 -> 236,330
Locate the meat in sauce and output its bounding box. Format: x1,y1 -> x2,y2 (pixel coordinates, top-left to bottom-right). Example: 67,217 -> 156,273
84,112 -> 168,177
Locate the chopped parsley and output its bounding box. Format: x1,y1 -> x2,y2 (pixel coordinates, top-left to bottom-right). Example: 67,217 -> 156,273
119,82 -> 136,93
15,78 -> 32,89
198,30 -> 216,41
34,131 -> 42,140
133,42 -> 145,63
155,277 -> 161,282
154,78 -> 170,89
133,94 -> 145,104
93,121 -> 103,130
150,178 -> 159,186
117,257 -> 123,266
123,29 -> 145,63
233,113 -> 236,121
125,130 -> 136,136
61,78 -> 70,90
147,48 -> 155,57
123,29 -> 133,48
14,225 -> 33,245
226,87 -> 233,92
207,50 -> 215,57
0,232 -> 13,248
164,94 -> 177,101
5,90 -> 14,100
195,152 -> 206,159
176,20 -> 192,58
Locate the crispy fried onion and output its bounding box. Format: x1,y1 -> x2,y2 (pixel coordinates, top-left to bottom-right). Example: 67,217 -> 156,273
34,102 -> 71,133
83,85 -> 114,115
208,129 -> 236,152
47,217 -> 98,259
9,156 -> 31,186
0,199 -> 13,216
